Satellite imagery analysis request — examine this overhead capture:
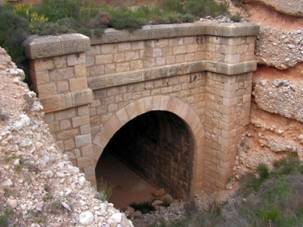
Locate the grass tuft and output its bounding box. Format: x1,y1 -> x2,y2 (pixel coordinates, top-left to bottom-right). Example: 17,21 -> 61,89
130,201 -> 155,214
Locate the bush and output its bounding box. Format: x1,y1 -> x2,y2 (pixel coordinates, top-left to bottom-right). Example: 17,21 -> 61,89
184,0 -> 229,18
273,154 -> 303,175
163,0 -> 184,13
13,4 -> 49,33
25,17 -> 83,36
130,202 -> 155,214
109,7 -> 146,30
35,0 -> 81,21
97,178 -> 112,201
0,6 -> 30,65
0,209 -> 12,227
230,13 -> 242,22
257,163 -> 270,180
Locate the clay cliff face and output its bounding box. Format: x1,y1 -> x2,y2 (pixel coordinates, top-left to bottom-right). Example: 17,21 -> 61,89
231,0 -> 303,177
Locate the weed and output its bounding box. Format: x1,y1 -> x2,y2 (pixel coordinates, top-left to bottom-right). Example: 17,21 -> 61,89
42,192 -> 53,202
184,0 -> 229,18
163,0 -> 184,13
109,7 -> 145,30
0,6 -> 29,65
4,154 -> 18,163
3,188 -> 13,198
258,207 -> 280,223
0,209 -> 13,227
130,201 -> 155,214
257,163 -> 270,180
14,163 -> 23,173
27,209 -> 47,224
97,178 -> 112,201
230,13 -> 242,22
265,176 -> 289,203
48,199 -> 64,214
231,0 -> 245,7
35,0 -> 81,21
273,154 -> 303,175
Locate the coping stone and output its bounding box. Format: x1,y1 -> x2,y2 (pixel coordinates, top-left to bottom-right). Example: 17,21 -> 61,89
24,33 -> 90,59
91,22 -> 260,45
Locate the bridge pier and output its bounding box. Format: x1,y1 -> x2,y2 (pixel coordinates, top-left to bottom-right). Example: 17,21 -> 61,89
25,22 -> 259,195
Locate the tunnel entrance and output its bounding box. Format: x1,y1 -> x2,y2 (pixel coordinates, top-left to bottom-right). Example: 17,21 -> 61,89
95,111 -> 194,209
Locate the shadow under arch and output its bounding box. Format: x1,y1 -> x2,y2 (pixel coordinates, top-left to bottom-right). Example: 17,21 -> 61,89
93,95 -> 205,196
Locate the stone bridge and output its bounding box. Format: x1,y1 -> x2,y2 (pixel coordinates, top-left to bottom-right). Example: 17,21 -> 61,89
25,22 -> 259,198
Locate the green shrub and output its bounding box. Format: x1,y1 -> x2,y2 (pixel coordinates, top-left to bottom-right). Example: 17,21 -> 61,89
97,178 -> 112,201
163,0 -> 184,13
258,207 -> 281,223
184,0 -> 229,17
231,0 -> 244,7
109,7 -> 146,30
13,4 -> 48,33
79,1 -> 101,24
230,13 -> 242,22
257,163 -> 270,180
0,209 -> 12,227
36,0 -> 81,21
273,154 -> 303,175
130,201 -> 155,214
0,6 -> 29,65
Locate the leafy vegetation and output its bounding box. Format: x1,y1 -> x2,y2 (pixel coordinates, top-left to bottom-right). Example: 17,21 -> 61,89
0,209 -> 12,227
153,155 -> 303,227
130,201 -> 156,214
97,178 -> 112,201
0,0 -> 231,67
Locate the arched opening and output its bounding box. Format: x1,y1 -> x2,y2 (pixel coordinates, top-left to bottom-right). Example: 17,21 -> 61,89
95,110 -> 195,209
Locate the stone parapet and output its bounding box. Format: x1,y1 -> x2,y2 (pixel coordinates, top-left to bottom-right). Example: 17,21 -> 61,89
90,22 -> 259,45
86,23 -> 258,80
24,33 -> 90,59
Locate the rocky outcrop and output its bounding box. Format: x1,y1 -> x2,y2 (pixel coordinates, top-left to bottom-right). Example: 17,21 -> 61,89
256,28 -> 303,69
254,77 -> 303,123
246,0 -> 303,16
230,0 -> 303,180
0,47 -> 132,226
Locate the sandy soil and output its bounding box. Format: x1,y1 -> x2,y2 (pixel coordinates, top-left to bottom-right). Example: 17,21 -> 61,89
96,153 -> 160,209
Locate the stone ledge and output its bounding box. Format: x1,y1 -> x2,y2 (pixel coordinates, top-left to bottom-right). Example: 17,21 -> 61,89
88,60 -> 257,90
24,34 -> 90,59
41,88 -> 93,113
91,22 -> 259,45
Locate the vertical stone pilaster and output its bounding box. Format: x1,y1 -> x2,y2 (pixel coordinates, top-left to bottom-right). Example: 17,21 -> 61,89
203,34 -> 256,191
25,34 -> 96,183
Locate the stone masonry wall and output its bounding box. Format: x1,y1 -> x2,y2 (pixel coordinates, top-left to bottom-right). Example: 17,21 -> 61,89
25,22 -> 259,195
229,1 -> 303,179
87,32 -> 256,80
26,34 -> 96,181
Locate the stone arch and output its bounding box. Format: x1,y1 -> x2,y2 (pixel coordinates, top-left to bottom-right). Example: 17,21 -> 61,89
93,95 -> 205,195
